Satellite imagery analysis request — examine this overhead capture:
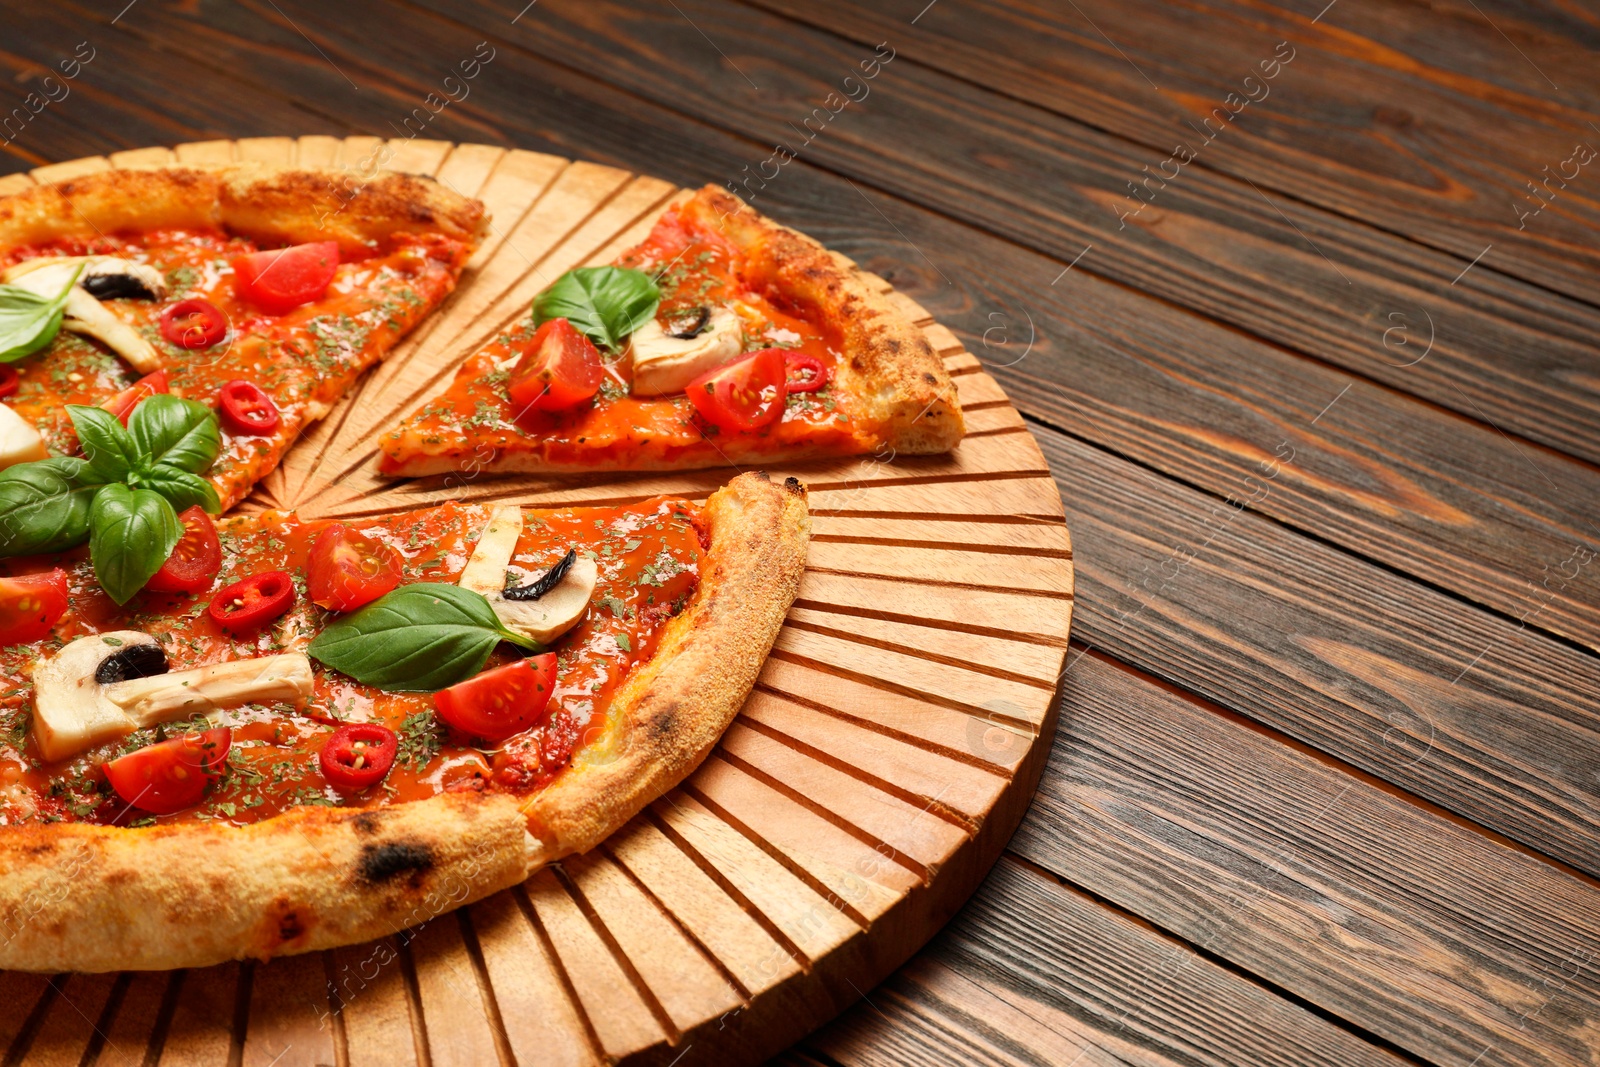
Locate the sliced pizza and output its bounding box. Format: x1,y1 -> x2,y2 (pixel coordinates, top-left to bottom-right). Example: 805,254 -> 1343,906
0,165 -> 486,509
377,185 -> 964,475
0,470 -> 807,972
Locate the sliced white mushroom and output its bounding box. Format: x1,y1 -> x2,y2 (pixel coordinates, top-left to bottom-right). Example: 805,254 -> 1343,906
628,305 -> 743,396
2,258 -> 163,374
30,631 -> 313,761
0,403 -> 48,471
460,505 -> 597,645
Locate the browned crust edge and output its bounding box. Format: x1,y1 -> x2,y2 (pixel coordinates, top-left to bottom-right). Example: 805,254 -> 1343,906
0,791 -> 529,973
0,164 -> 488,254
520,470 -> 811,860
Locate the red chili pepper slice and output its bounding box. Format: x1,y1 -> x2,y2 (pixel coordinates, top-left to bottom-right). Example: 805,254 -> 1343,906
218,380 -> 281,436
159,299 -> 229,350
784,353 -> 828,394
207,570 -> 295,632
319,722 -> 399,791
0,365 -> 18,400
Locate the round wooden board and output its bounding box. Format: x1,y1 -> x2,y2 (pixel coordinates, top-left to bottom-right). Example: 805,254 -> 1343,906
0,139 -> 1072,1067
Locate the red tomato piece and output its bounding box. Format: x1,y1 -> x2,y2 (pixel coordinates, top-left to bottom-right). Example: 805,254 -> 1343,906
217,380 -> 281,436
144,506 -> 222,595
784,353 -> 828,393
319,722 -> 399,791
434,654 -> 558,743
101,369 -> 169,427
686,348 -> 787,434
233,241 -> 339,314
159,298 -> 229,349
104,727 -> 231,815
207,570 -> 296,633
306,524 -> 401,612
0,569 -> 69,646
506,318 -> 604,414
0,365 -> 18,399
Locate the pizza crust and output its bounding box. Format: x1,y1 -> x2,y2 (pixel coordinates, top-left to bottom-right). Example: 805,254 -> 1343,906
0,472 -> 806,973
0,164 -> 488,254
522,470 -> 810,860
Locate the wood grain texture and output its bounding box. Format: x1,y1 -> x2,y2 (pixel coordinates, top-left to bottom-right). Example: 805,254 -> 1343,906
0,142 -> 1070,1066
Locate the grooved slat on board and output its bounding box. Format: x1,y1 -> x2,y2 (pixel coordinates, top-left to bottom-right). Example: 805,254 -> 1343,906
96,971 -> 170,1067
810,515 -> 1070,554
19,972 -> 116,1066
408,915 -> 503,1067
526,871 -> 665,1060
108,146 -> 177,169
566,851 -> 742,1031
157,965 -> 238,1067
380,137 -> 452,176
605,818 -> 801,996
0,971 -> 51,1056
432,142 -> 507,201
234,136 -> 296,165
789,605 -> 1064,682
295,136 -> 343,168
470,890 -> 597,1067
332,939 -> 420,1067
808,540 -> 1071,595
243,955 -> 335,1067
797,570 -> 1072,643
172,140 -> 235,165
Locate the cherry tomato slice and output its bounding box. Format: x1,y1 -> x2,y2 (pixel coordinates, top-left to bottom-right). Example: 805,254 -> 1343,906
0,569 -> 69,646
306,524 -> 401,612
159,298 -> 229,349
434,654 -> 558,743
101,369 -> 169,427
208,570 -> 296,633
218,380 -> 281,436
145,506 -> 222,594
0,365 -> 18,400
784,353 -> 828,394
104,727 -> 231,815
233,241 -> 339,314
507,318 -> 604,414
319,722 -> 399,791
686,348 -> 787,434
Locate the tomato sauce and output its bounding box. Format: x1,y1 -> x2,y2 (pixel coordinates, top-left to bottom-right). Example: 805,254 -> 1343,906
0,498 -> 703,828
379,204 -> 863,472
1,228 -> 470,510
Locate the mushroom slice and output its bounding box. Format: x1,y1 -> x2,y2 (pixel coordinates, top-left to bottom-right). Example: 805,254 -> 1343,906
2,259 -> 163,374
3,256 -> 167,302
459,505 -> 597,645
629,305 -> 743,396
0,403 -> 48,471
30,631 -> 314,761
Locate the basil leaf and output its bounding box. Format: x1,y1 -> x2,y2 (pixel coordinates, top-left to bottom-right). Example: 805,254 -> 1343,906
0,457 -> 103,556
129,394 -> 221,476
68,405 -> 142,483
0,266 -> 80,363
532,266 -> 660,353
88,484 -> 180,605
129,466 -> 221,515
308,583 -> 532,692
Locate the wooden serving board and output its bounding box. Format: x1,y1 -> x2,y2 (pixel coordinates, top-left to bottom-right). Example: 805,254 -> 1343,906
0,139 -> 1072,1067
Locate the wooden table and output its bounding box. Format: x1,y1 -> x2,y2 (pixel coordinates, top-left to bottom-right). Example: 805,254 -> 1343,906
3,2 -> 1598,1064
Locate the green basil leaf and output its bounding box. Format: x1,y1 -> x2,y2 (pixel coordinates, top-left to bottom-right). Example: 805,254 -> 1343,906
68,404 -> 142,483
308,583 -> 531,691
129,466 -> 221,515
0,457 -> 103,556
0,266 -> 80,363
532,266 -> 660,353
128,394 -> 221,476
88,484 -> 180,605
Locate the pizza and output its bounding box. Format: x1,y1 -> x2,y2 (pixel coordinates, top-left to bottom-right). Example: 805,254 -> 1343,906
0,470 -> 807,973
0,164 -> 486,512
377,185 -> 965,476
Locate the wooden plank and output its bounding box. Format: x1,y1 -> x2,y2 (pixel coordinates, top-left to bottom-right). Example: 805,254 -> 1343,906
331,938 -> 421,1067
380,137 -> 452,176
1038,424 -> 1600,878
243,955 -> 336,1067
108,146 -> 177,169
30,156 -> 110,184
172,140 -> 235,165
470,890 -> 597,1067
797,571 -> 1072,644
295,135 -> 344,168
407,914 -> 505,1067
157,964 -> 239,1067
1018,650 -> 1600,1067
96,971 -> 172,1067
16,972 -> 117,1066
0,971 -> 52,1058
234,135 -> 296,165
786,605 -> 1065,683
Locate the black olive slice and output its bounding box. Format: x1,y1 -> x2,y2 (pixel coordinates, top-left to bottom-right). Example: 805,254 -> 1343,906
663,306 -> 711,340
95,644 -> 170,685
81,273 -> 160,301
503,549 -> 577,602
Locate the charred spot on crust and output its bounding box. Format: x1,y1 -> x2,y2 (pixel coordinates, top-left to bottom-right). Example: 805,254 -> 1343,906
352,812 -> 383,835
358,842 -> 435,887
783,476 -> 804,496
278,910 -> 306,943
922,372 -> 939,385
650,709 -> 677,741
885,338 -> 903,354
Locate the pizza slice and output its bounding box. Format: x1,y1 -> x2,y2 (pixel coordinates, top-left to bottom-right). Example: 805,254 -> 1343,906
0,165 -> 486,508
377,186 -> 964,475
0,470 -> 806,972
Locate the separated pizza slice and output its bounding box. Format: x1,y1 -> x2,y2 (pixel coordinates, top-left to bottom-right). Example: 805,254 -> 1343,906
0,165 -> 487,509
0,470 -> 807,972
377,185 -> 964,476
